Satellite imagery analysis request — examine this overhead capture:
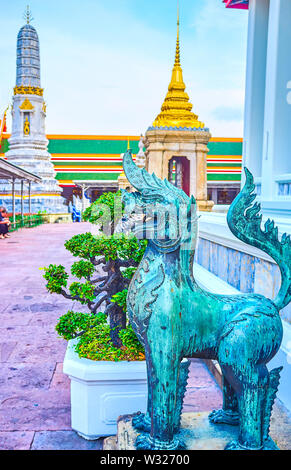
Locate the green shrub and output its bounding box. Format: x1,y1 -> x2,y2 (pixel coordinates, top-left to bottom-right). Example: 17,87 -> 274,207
82,191 -> 122,233
56,311 -> 106,341
43,264 -> 69,294
71,260 -> 95,279
76,322 -> 145,362
43,191 -> 147,362
111,289 -> 128,313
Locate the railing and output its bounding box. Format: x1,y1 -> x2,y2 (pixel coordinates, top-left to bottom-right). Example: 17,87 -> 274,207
278,182 -> 291,197
9,214 -> 46,232
276,174 -> 291,197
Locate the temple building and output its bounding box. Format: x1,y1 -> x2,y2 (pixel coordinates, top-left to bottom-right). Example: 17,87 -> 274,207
0,133 -> 242,207
225,0 -> 291,218
191,0 -> 291,414
0,9 -> 67,214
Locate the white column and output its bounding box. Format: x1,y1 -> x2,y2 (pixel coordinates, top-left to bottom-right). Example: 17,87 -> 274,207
189,157 -> 196,198
28,182 -> 31,215
81,186 -> 86,216
242,0 -> 270,185
12,178 -> 15,225
261,0 -> 291,217
20,180 -> 24,222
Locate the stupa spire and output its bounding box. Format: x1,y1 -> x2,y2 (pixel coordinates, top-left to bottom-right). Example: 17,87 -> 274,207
15,8 -> 41,90
152,1 -> 204,129
175,0 -> 180,66
24,5 -> 33,24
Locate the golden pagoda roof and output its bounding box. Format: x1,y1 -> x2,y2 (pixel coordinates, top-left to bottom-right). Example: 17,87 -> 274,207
152,6 -> 204,130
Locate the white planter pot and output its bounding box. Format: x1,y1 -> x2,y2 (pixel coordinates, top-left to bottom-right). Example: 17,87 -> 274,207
63,339 -> 148,440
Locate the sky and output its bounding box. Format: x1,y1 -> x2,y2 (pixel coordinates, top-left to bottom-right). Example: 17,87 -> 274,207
0,0 -> 248,137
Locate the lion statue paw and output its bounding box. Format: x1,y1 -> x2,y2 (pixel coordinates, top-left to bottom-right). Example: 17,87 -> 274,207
135,434 -> 186,450
209,409 -> 240,426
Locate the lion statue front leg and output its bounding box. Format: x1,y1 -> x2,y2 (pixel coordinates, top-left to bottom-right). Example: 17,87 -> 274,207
135,347 -> 186,451
133,359 -> 190,434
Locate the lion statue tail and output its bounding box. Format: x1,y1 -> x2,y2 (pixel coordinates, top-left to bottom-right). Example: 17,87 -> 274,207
227,168 -> 291,311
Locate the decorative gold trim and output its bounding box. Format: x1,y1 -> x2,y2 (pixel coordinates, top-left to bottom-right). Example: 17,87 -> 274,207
23,116 -> 30,136
19,98 -> 34,111
14,86 -> 44,96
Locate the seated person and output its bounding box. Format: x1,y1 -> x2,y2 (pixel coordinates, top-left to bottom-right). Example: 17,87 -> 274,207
0,206 -> 11,239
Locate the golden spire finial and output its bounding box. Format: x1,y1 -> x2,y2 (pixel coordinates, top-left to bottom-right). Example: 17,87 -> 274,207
175,0 -> 180,66
24,5 -> 33,24
152,0 -> 204,129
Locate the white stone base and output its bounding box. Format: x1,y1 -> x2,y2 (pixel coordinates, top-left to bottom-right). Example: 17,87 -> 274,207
104,412 -> 239,450
63,339 -> 147,440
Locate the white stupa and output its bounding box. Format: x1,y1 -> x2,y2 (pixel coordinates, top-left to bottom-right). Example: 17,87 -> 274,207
1,8 -> 67,213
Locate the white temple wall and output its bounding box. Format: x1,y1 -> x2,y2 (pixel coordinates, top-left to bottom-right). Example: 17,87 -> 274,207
243,0 -> 291,215
243,0 -> 270,186
261,0 -> 291,215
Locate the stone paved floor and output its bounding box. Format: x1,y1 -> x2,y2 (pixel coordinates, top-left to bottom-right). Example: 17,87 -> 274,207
0,223 -> 223,450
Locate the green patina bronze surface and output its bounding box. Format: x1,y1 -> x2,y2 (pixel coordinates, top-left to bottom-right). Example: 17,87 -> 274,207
120,150 -> 289,451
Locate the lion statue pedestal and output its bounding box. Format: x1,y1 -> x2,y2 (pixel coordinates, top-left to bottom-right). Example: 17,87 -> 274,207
103,412 -> 280,450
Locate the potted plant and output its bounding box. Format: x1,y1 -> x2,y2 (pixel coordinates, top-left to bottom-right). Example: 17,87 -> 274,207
43,192 -> 148,440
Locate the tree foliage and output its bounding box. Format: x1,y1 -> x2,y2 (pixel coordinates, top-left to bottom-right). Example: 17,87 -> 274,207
43,192 -> 147,361
82,191 -> 122,233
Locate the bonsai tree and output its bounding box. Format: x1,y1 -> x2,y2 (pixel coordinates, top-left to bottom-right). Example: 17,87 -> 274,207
43,192 -> 147,361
